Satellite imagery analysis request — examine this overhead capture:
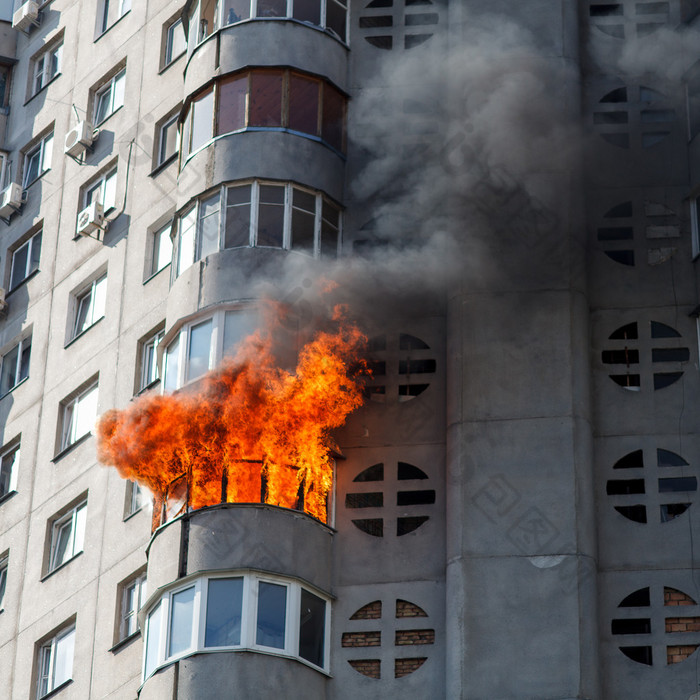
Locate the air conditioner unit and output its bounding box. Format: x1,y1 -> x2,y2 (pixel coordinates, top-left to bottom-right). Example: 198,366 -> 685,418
76,201 -> 105,237
0,183 -> 24,218
64,122 -> 96,159
12,1 -> 39,32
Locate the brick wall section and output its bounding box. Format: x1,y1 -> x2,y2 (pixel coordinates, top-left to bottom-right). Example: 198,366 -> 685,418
396,599 -> 427,618
667,645 -> 699,664
664,617 -> 700,632
395,629 -> 435,645
351,601 -> 382,620
395,657 -> 427,678
342,631 -> 381,647
664,587 -> 697,606
348,659 -> 381,679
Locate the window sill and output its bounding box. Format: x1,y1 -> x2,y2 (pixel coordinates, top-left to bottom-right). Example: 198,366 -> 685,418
143,264 -> 170,284
39,679 -> 73,700
149,153 -> 177,178
64,315 -> 105,349
0,489 -> 17,506
23,73 -> 61,107
123,505 -> 144,522
0,376 -> 28,400
40,551 -> 83,582
8,268 -> 40,296
158,52 -> 185,75
110,630 -> 141,653
135,378 -> 161,396
51,432 -> 91,463
94,104 -> 123,128
94,10 -> 130,41
23,167 -> 51,191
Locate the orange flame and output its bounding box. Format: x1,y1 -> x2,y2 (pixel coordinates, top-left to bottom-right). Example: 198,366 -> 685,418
97,305 -> 366,525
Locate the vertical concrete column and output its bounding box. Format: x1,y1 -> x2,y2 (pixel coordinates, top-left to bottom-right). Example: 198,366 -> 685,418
444,2 -> 600,697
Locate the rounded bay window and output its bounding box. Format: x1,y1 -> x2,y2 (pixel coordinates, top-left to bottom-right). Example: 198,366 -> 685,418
180,68 -> 347,164
173,180 -> 342,279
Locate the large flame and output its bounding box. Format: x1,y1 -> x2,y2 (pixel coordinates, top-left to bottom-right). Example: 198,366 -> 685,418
97,305 -> 366,525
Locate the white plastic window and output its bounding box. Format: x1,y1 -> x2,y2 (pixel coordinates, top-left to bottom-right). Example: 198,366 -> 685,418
60,383 -> 98,450
32,42 -> 62,96
140,329 -> 164,390
10,229 -> 42,290
23,132 -> 53,188
48,502 -> 86,572
94,69 -> 125,124
0,442 -> 19,499
165,18 -> 187,65
37,624 -> 75,699
150,222 -> 173,276
120,572 -> 147,641
72,275 -> 107,339
0,336 -> 30,396
84,168 -> 117,212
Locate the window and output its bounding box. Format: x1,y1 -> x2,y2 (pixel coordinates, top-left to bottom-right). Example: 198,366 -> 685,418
93,69 -> 125,124
0,63 -> 13,110
148,221 -> 173,277
180,69 -> 347,162
31,40 -> 62,97
143,572 -> 330,680
175,181 -> 341,276
118,571 -> 147,642
23,131 -> 53,188
83,167 -> 117,213
59,382 -> 98,451
99,0 -> 130,34
0,442 -> 19,500
156,113 -> 179,167
10,227 -> 42,290
48,501 -> 87,573
124,480 -> 145,518
36,622 -> 75,698
163,308 -> 257,391
0,335 -> 30,396
164,17 -> 187,66
139,327 -> 164,391
0,554 -> 6,610
72,274 -> 106,339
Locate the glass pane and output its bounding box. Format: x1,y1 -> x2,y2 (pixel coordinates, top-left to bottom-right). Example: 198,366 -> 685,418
164,337 -> 180,392
24,150 -> 40,186
291,189 -> 316,253
169,586 -> 195,657
321,201 -> 339,258
181,105 -> 192,159
113,71 -> 125,110
74,291 -> 92,336
0,565 -> 6,607
0,345 -> 18,395
190,88 -> 214,152
73,503 -> 86,553
293,0 -> 320,23
92,276 -> 107,320
249,71 -> 283,127
223,310 -> 257,355
160,118 -> 178,163
53,627 -> 74,688
19,340 -> 30,381
257,184 -> 285,247
168,19 -> 187,61
38,645 -> 51,695
187,319 -> 212,381
223,0 -> 250,23
42,135 -> 52,172
178,208 -> 196,274
0,450 -> 13,496
144,602 -> 162,677
94,89 -> 110,124
10,242 -> 28,289
154,225 -> 173,272
326,0 -> 346,40
224,185 -> 251,248
322,84 -> 345,151
298,589 -> 325,667
30,231 -> 42,273
256,0 -> 286,16
51,520 -> 72,569
205,577 -> 244,647
256,581 -> 287,649
198,194 -> 221,260
288,75 -> 319,135
218,75 -> 248,135
75,386 -> 97,440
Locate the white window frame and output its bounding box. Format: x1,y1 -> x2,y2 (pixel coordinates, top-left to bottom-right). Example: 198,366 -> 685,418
162,307 -> 257,391
164,17 -> 187,66
124,480 -> 145,518
71,274 -> 107,340
47,501 -> 87,573
59,382 -> 98,451
119,571 -> 147,642
100,0 -> 130,34
149,221 -> 173,278
143,572 -> 330,681
0,554 -> 7,611
10,227 -> 42,290
93,69 -> 125,124
83,167 -> 117,213
139,328 -> 164,391
22,132 -> 53,188
36,623 -> 75,699
157,114 -> 179,167
32,41 -> 62,96
0,441 -> 19,500
0,335 -> 31,396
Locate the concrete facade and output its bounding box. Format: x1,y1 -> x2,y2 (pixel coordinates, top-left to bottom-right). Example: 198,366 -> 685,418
0,0 -> 699,699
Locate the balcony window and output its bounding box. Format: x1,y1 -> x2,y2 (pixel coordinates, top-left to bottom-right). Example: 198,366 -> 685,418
180,69 -> 346,161
143,572 -> 330,680
175,181 -> 341,276
162,308 -> 257,391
